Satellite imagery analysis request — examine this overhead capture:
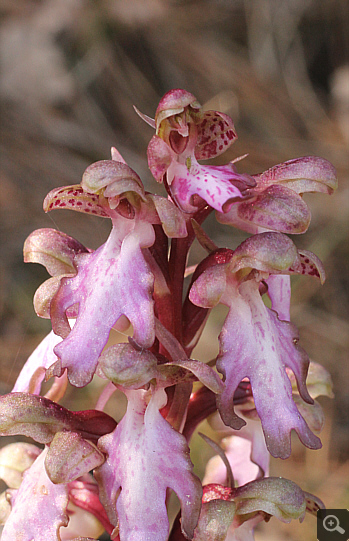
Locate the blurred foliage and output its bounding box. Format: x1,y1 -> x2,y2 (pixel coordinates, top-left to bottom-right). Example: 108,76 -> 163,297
0,1 -> 348,539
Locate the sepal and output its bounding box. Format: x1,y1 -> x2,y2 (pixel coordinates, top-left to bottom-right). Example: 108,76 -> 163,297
0,393 -> 116,444
253,156 -> 337,195
45,432 -> 105,484
217,184 -> 311,234
44,185 -> 109,217
24,228 -> 89,275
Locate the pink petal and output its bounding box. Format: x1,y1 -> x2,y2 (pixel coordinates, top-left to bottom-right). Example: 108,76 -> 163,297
205,412 -> 269,486
147,135 -> 173,182
253,156 -> 337,194
12,330 -> 61,394
203,437 -> 260,488
82,160 -> 146,206
217,184 -> 310,234
45,431 -> 105,484
95,388 -> 202,541
1,448 -> 69,541
195,111 -> 237,160
155,89 -> 201,131
52,218 -> 155,387
24,228 -> 89,276
216,281 -> 321,458
168,160 -> 248,213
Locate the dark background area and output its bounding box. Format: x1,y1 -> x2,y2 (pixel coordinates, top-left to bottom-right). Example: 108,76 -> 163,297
0,1 -> 348,539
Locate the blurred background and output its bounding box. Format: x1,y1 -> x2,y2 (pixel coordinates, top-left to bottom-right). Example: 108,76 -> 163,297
0,0 -> 348,539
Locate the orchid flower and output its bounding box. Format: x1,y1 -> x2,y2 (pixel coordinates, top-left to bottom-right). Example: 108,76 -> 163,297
1,88 -> 338,541
0,393 -> 117,540
170,476 -> 324,541
143,90 -> 337,229
29,150 -> 187,387
189,231 -> 326,458
144,89 -> 255,213
96,386 -> 202,541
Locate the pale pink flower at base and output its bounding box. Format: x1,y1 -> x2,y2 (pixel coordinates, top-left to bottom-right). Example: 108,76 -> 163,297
96,387 -> 202,541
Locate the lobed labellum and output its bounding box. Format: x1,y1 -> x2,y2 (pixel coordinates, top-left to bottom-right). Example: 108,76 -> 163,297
216,280 -> 321,458
96,388 -> 202,541
51,219 -> 156,387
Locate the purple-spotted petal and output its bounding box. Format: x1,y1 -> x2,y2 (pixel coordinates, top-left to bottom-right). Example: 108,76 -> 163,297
216,280 -> 321,458
44,185 -> 109,217
95,388 -> 202,541
253,156 -> 337,195
52,218 -> 155,387
1,448 -> 69,541
195,111 -> 237,160
24,228 -> 89,276
290,250 -> 326,283
169,160 -> 251,213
